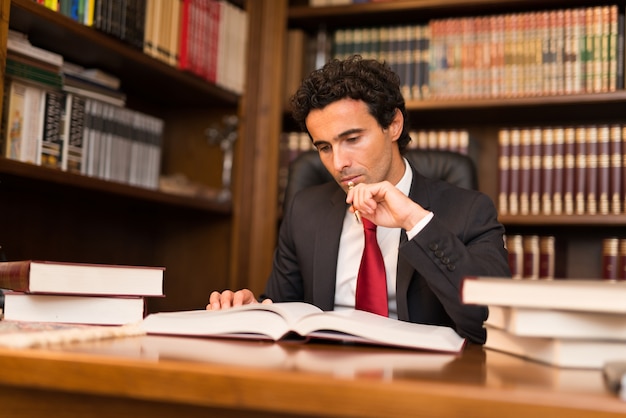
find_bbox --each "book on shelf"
[140,302,466,353]
[40,89,64,169]
[485,326,626,369]
[6,29,64,69]
[462,276,626,313]
[1,78,45,165]
[0,260,165,297]
[0,320,145,349]
[2,292,146,326]
[486,305,626,340]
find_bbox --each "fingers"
[206,289,257,310]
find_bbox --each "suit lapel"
[396,165,432,320]
[312,187,346,310]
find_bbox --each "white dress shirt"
[334,159,433,318]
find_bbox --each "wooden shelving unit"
[283,0,626,280]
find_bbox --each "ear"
[388,109,404,142]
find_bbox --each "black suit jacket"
[263,163,511,344]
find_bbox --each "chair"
[283,149,477,213]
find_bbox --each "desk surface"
[0,335,624,418]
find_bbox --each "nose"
[332,147,350,172]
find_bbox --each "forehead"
[306,99,374,134]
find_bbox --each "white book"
[140,302,466,353]
[485,326,626,369]
[487,305,626,340]
[462,276,626,313]
[3,293,146,326]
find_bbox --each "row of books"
[462,276,626,369]
[303,5,622,101]
[0,260,164,327]
[498,124,626,217]
[1,30,164,190]
[506,234,626,281]
[37,0,248,94]
[407,129,470,155]
[505,234,556,280]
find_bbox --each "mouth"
[340,175,361,187]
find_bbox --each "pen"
[347,181,362,224]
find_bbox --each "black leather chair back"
[283,149,478,213]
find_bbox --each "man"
[208,55,510,344]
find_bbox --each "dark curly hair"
[290,55,411,151]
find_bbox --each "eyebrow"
[311,128,365,148]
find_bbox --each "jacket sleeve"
[399,191,511,344]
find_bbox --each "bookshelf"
[282,0,626,280]
[0,0,249,313]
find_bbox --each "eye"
[317,144,331,153]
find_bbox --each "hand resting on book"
[207,288,272,310]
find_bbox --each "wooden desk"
[0,335,624,418]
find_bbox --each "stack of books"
[461,277,626,369]
[0,260,164,326]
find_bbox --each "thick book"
[140,302,466,353]
[3,292,146,325]
[487,305,626,340]
[462,276,626,313]
[0,260,164,296]
[485,326,626,369]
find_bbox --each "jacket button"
[435,250,444,258]
[441,256,450,264]
[429,243,439,251]
[447,264,456,271]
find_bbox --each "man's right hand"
[206,289,272,310]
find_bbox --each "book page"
[291,310,466,353]
[140,302,323,341]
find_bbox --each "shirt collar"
[395,157,412,197]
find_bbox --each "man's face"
[305,98,403,191]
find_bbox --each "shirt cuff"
[406,211,434,241]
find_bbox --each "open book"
[139,302,466,353]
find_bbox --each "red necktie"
[355,218,388,316]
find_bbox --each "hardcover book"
[462,276,626,313]
[486,305,626,340]
[2,292,146,326]
[140,302,466,353]
[485,326,626,369]
[0,260,164,297]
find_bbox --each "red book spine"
[602,237,619,280]
[609,124,622,214]
[498,129,510,215]
[586,125,599,215]
[539,236,555,280]
[508,128,521,215]
[541,127,554,215]
[530,127,542,215]
[506,234,523,280]
[552,127,565,215]
[597,125,611,215]
[619,239,626,280]
[522,235,539,280]
[575,126,587,214]
[0,261,32,291]
[519,128,532,215]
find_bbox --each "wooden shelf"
[8,0,239,108]
[288,0,597,29]
[405,91,626,111]
[0,158,232,214]
[500,214,626,226]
